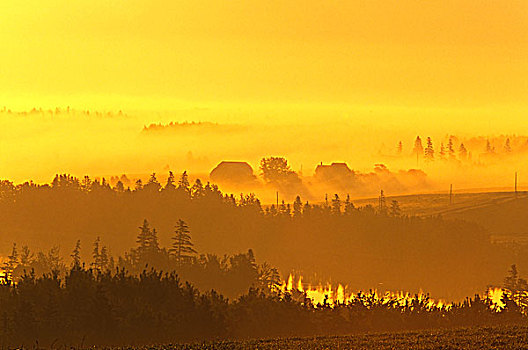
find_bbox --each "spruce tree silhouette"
[71,240,81,267]
[171,219,197,267]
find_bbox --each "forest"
[0,171,525,300]
[1,260,528,347]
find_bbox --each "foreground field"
[136,326,528,350]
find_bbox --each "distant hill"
[142,121,245,133]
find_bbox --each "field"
[352,190,524,217]
[129,326,528,349]
[352,190,528,244]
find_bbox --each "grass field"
[352,190,528,244]
[353,190,526,217]
[125,326,528,349]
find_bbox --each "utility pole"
[379,189,385,212]
[515,172,518,198]
[276,191,279,208]
[449,184,453,205]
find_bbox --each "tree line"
[0,261,527,347]
[3,216,280,300]
[0,172,526,345]
[405,135,523,163]
[0,172,524,300]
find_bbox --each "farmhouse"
[210,161,257,185]
[314,162,354,181]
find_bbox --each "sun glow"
[488,287,505,311]
[279,274,517,313]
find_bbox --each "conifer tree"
[459,143,468,160]
[47,246,62,272]
[115,180,125,192]
[331,194,341,215]
[119,174,130,186]
[165,171,176,190]
[178,171,190,192]
[101,177,110,189]
[344,194,355,215]
[136,220,153,254]
[257,262,281,292]
[92,237,102,271]
[412,136,423,163]
[486,139,494,153]
[504,138,512,153]
[292,195,303,217]
[71,240,81,267]
[145,173,161,192]
[81,175,92,192]
[100,246,109,270]
[424,137,434,161]
[19,245,34,267]
[439,143,446,159]
[171,219,197,266]
[191,179,205,198]
[150,228,160,251]
[447,137,455,159]
[279,200,288,216]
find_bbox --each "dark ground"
[111,325,528,349]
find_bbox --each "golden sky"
[1,0,527,112]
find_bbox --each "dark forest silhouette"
[0,172,525,299]
[4,221,274,301]
[0,173,526,346]
[0,261,527,347]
